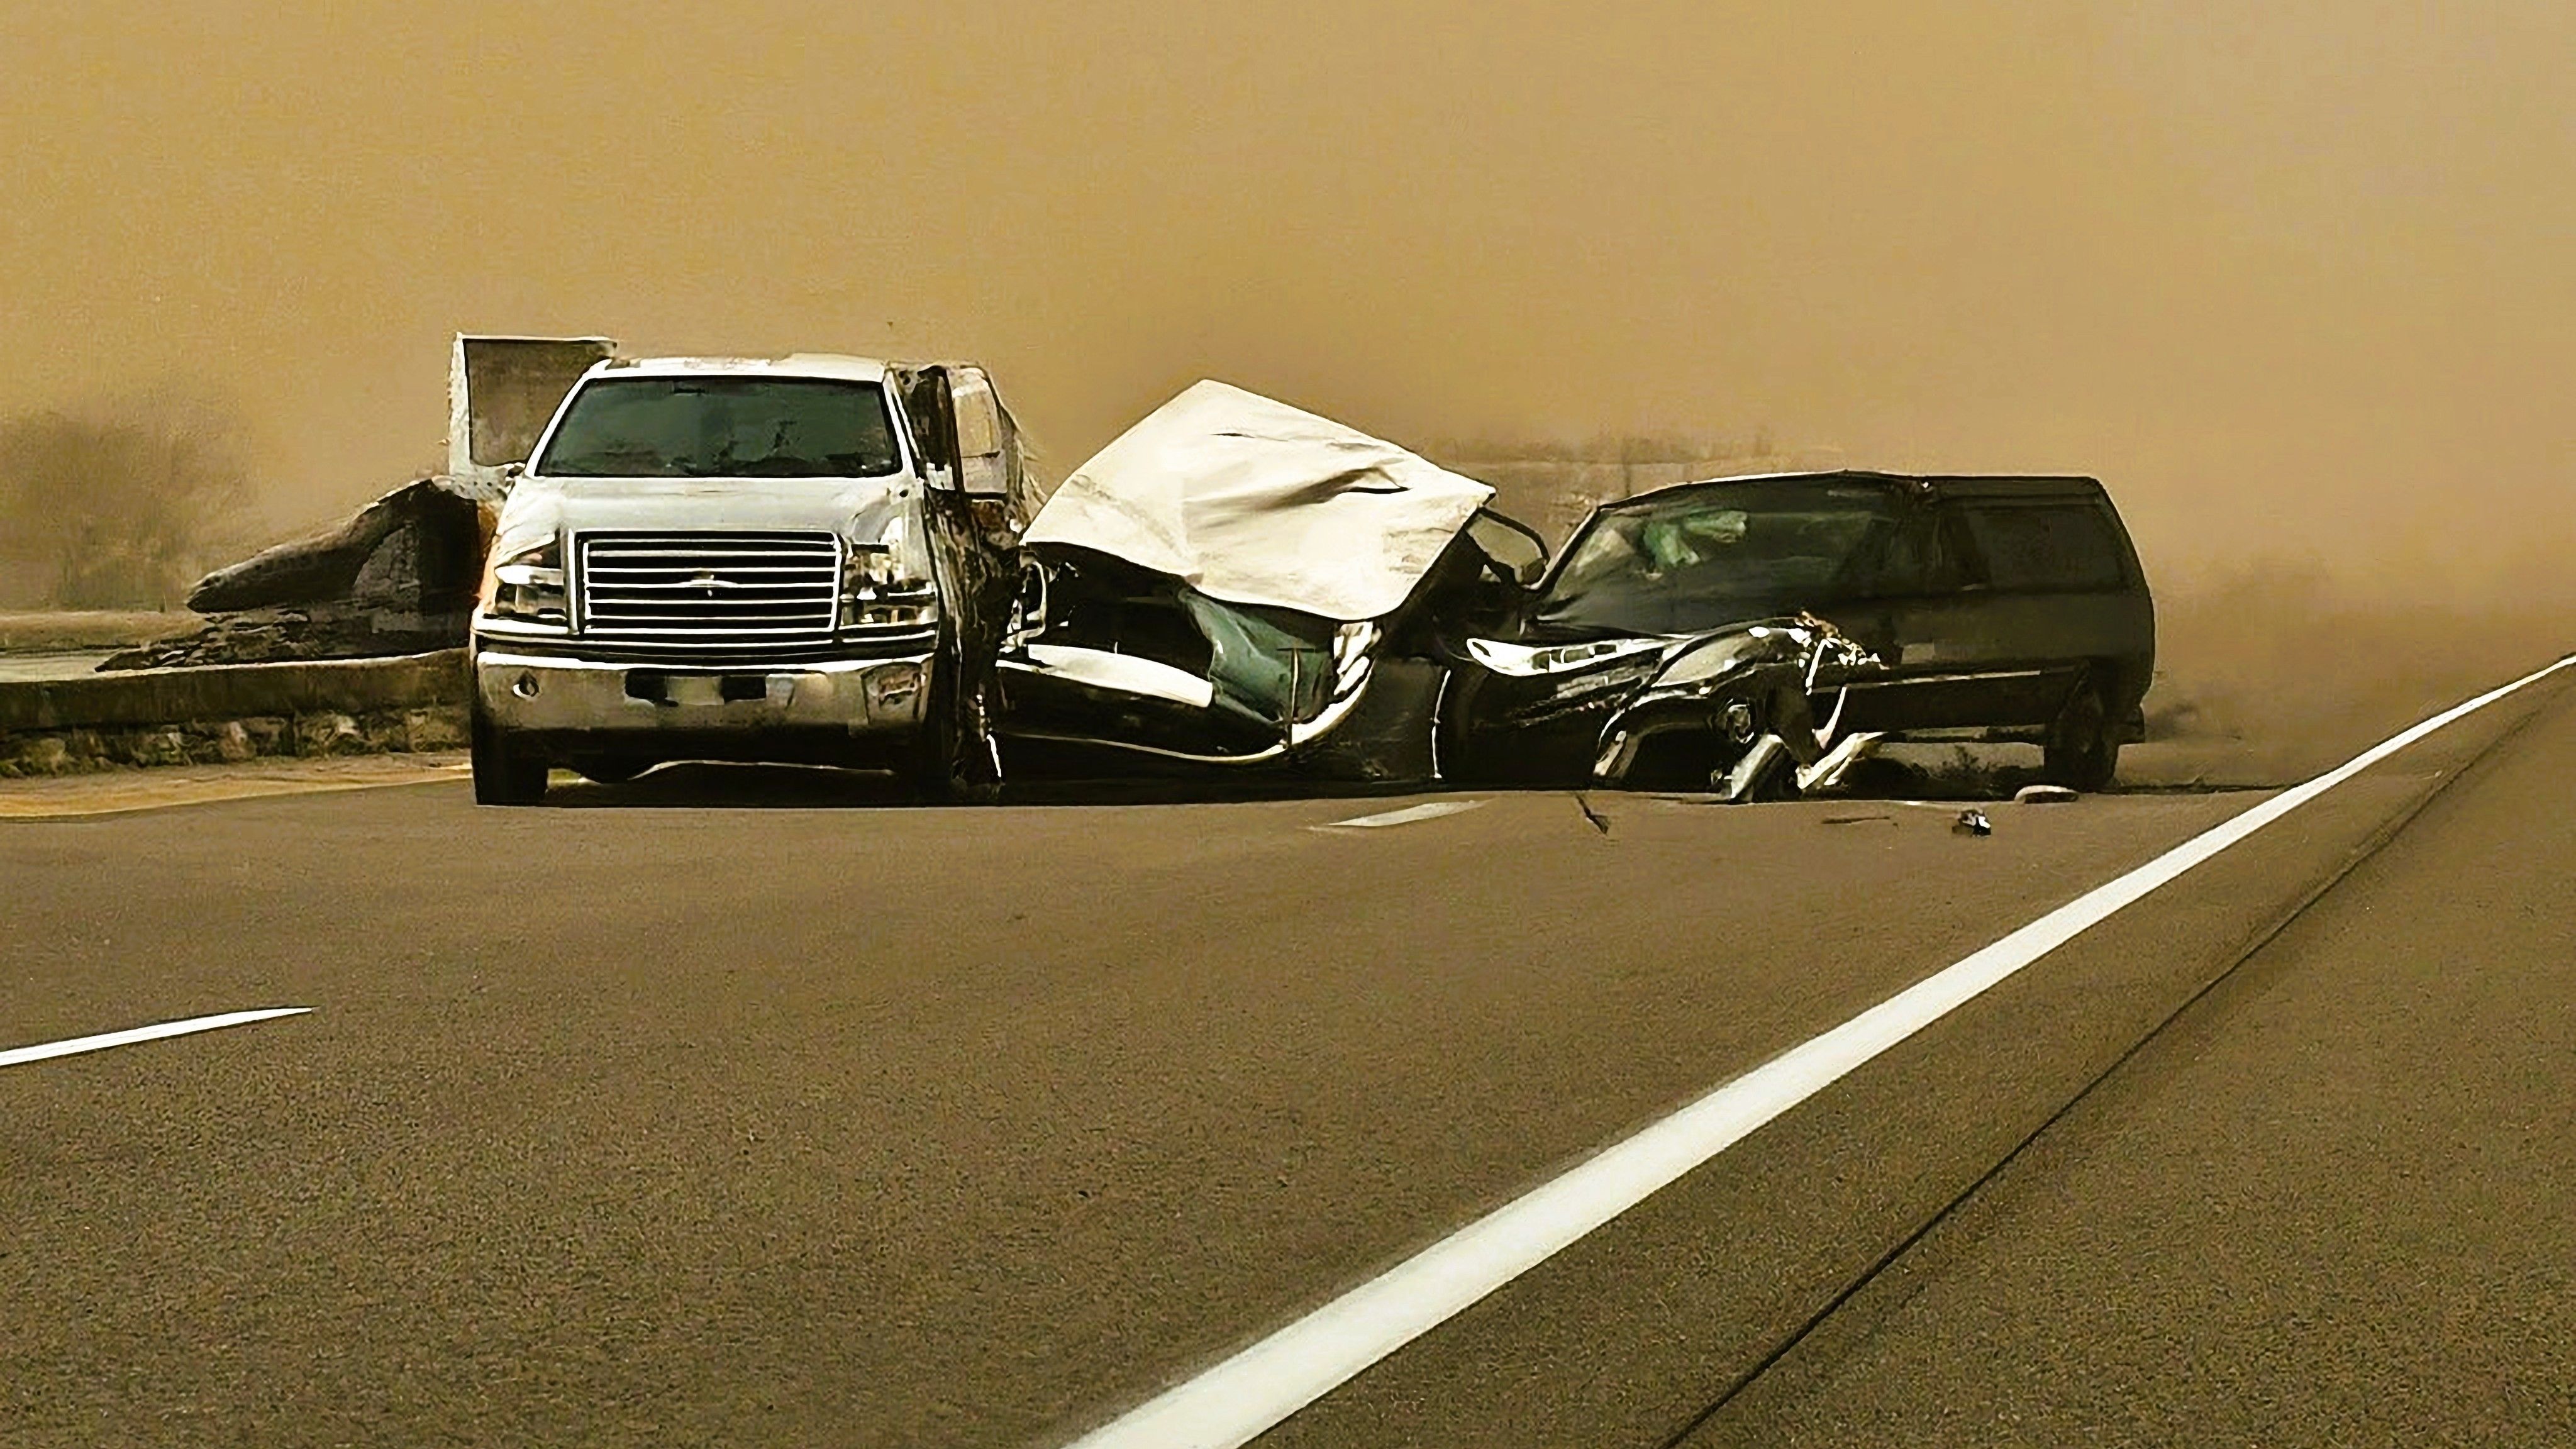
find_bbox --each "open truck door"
[445,335,619,497]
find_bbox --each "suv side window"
[1950,501,2126,592]
[1870,506,1978,596]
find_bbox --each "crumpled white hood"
[1024,380,1494,623]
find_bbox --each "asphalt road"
[1689,668,2576,1448]
[3,669,2571,1447]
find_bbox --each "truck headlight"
[840,545,940,631]
[479,537,568,626]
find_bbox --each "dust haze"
[0,393,255,609]
[2,1,2568,762]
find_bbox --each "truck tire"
[2042,684,2119,792]
[471,711,549,806]
[905,642,1002,806]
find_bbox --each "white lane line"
[1068,652,2576,1449]
[0,1008,313,1068]
[1316,799,1487,831]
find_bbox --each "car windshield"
[536,376,903,479]
[1528,479,1906,636]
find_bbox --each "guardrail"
[0,650,469,774]
[0,650,465,735]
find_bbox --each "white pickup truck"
[464,347,1034,804]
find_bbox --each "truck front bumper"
[473,648,935,738]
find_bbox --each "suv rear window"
[1953,502,2126,591]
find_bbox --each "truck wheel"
[906,646,1002,806]
[471,711,549,806]
[2042,686,2119,792]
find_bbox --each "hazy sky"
[3,1,2568,594]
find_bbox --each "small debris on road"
[1953,808,1994,836]
[1822,813,1896,826]
[2014,783,2081,805]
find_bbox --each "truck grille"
[577,531,841,642]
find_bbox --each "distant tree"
[0,397,257,609]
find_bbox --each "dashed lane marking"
[1065,652,2576,1449]
[0,1008,314,1068]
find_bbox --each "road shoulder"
[0,753,469,820]
[1689,670,2576,1446]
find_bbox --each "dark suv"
[1445,471,2155,792]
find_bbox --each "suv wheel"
[2042,686,2119,792]
[470,711,549,806]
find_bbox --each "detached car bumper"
[473,647,934,736]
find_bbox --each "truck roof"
[592,353,896,383]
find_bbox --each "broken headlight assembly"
[840,545,941,631]
[1465,635,1670,678]
[1651,630,1775,689]
[1653,618,1874,692]
[478,536,568,628]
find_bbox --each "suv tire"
[2042,684,2119,792]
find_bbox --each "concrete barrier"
[0,650,466,734]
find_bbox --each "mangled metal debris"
[996,391,2157,802]
[998,380,1527,779]
[443,336,624,501]
[109,479,491,669]
[121,337,616,670]
[1450,613,1880,799]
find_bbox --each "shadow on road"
[540,747,2281,811]
[541,762,1434,811]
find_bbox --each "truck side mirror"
[950,369,1011,499]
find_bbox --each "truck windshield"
[1528,480,1906,636]
[536,377,903,479]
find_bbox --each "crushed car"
[1441,470,2157,796]
[993,380,1546,783]
[1002,392,2155,799]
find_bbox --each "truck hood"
[495,474,919,553]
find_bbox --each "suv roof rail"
[1613,469,2107,507]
